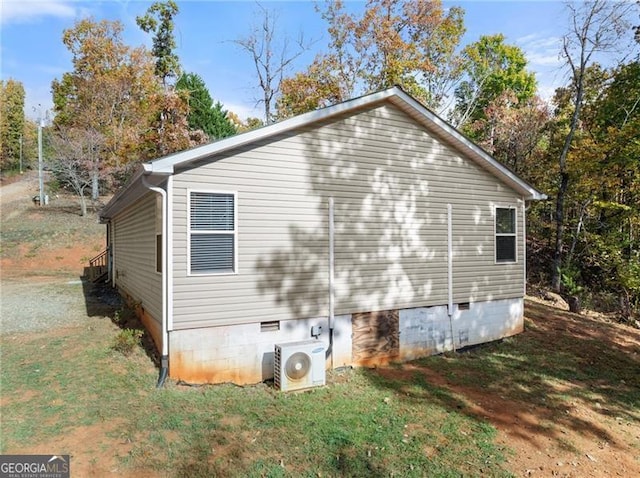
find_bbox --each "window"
[189,191,236,274]
[495,207,516,263]
[155,195,162,273]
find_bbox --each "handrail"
[89,247,109,282]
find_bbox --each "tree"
[0,79,25,171]
[52,18,159,198]
[276,55,344,119]
[353,0,465,107]
[276,0,466,118]
[550,0,634,292]
[136,0,181,89]
[140,89,208,160]
[469,91,550,176]
[227,112,264,133]
[137,2,204,156]
[234,3,312,124]
[176,73,236,140]
[587,60,640,317]
[452,34,536,128]
[49,127,102,216]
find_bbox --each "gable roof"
[101,86,546,221]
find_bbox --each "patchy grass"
[0,313,509,477]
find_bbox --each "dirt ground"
[381,313,640,477]
[2,174,639,477]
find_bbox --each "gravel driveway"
[0,279,121,335]
[1,174,119,335]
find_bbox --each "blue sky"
[0,0,634,121]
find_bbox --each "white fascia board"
[135,85,544,206]
[389,90,547,201]
[144,88,399,175]
[100,167,169,221]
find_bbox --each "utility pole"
[38,116,44,206]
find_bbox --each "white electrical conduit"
[328,196,335,369]
[447,204,456,353]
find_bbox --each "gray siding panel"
[113,192,162,326]
[171,104,525,329]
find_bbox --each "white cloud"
[1,0,77,25]
[517,33,563,68]
[222,100,262,121]
[526,51,562,67]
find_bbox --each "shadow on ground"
[81,271,160,368]
[361,300,640,453]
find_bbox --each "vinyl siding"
[113,192,163,330]
[171,104,524,329]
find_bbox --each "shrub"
[112,329,143,356]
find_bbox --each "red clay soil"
[375,307,640,478]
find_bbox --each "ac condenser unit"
[274,340,326,391]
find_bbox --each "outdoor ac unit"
[274,340,326,391]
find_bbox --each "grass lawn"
[2,299,639,477]
[0,305,509,477]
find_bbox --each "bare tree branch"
[233,2,316,124]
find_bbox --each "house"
[100,86,546,386]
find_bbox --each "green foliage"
[176,72,236,140]
[526,58,639,316]
[560,265,583,296]
[0,79,25,171]
[112,329,144,356]
[453,34,537,128]
[136,0,181,87]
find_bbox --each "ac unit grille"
[274,340,326,391]
[274,345,282,389]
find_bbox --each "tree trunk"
[552,171,570,291]
[79,193,88,217]
[566,295,581,314]
[92,170,99,201]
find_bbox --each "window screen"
[495,207,516,262]
[190,192,235,273]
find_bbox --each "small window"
[495,207,516,263]
[155,195,162,273]
[156,234,163,273]
[189,192,236,274]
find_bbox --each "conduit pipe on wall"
[141,175,169,388]
[447,204,456,353]
[327,197,335,368]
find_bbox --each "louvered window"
[495,207,516,263]
[189,192,236,274]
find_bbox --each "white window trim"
[494,205,518,264]
[187,189,238,276]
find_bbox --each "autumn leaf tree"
[137,1,207,157]
[469,91,550,176]
[574,60,640,317]
[550,0,635,293]
[277,0,466,118]
[51,18,158,205]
